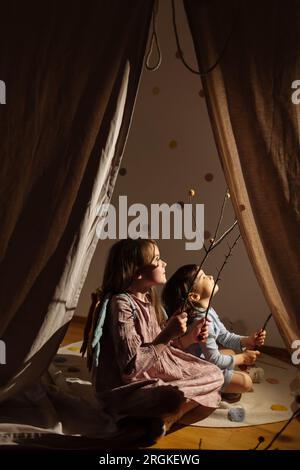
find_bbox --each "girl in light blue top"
[162,265,266,396]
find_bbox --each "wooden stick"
[261,313,272,331]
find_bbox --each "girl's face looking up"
[141,244,167,286]
[189,269,219,305]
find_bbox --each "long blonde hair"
[81,238,166,368]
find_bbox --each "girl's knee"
[242,373,253,392]
[224,371,253,393]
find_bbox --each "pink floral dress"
[94,293,223,410]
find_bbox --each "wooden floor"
[63,317,300,450]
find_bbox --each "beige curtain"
[184,0,300,347]
[0,0,153,399]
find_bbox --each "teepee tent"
[0,0,299,447]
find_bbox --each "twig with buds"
[204,188,234,252]
[204,234,241,321]
[212,189,231,243]
[211,220,238,250]
[180,188,239,313]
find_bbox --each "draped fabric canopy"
[1,0,300,447]
[184,0,300,347]
[0,0,154,400]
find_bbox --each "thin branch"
[180,223,239,313]
[251,436,265,450]
[204,234,241,321]
[180,190,238,313]
[211,220,238,251]
[212,189,230,242]
[261,313,272,331]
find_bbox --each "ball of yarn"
[228,407,245,422]
[249,367,265,383]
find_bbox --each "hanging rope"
[171,0,237,76]
[145,0,162,71]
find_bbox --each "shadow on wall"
[222,317,248,337]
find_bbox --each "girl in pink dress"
[81,238,223,435]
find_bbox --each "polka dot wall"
[75,0,284,348]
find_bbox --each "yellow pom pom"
[188,189,195,197]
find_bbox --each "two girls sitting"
[82,239,224,438]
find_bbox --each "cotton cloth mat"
[180,353,300,427]
[53,343,300,428]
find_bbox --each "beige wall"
[75,0,284,348]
